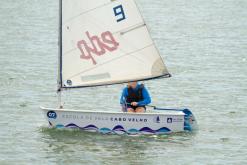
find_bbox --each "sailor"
[120,81,151,113]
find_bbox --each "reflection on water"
[40,128,196,164]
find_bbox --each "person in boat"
[120,81,151,113]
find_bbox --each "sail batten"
[60,0,171,88]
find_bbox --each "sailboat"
[41,0,197,135]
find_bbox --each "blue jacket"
[120,84,151,106]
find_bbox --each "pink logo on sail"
[77,31,119,65]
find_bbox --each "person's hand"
[131,102,138,106]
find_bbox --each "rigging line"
[67,44,154,80]
[62,22,145,56]
[63,1,113,24]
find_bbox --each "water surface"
[0,0,246,164]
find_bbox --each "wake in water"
[40,126,197,143]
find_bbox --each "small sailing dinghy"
[41,0,197,135]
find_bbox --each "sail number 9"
[113,5,126,22]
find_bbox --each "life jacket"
[126,84,144,104]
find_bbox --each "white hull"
[41,107,197,135]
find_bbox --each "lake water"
[0,0,247,164]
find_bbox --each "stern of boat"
[182,109,197,131]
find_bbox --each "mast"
[57,0,63,108]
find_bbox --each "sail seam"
[66,43,155,80]
[62,22,145,56]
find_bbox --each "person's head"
[128,81,138,88]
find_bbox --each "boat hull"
[40,107,196,135]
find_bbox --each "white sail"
[60,0,170,88]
